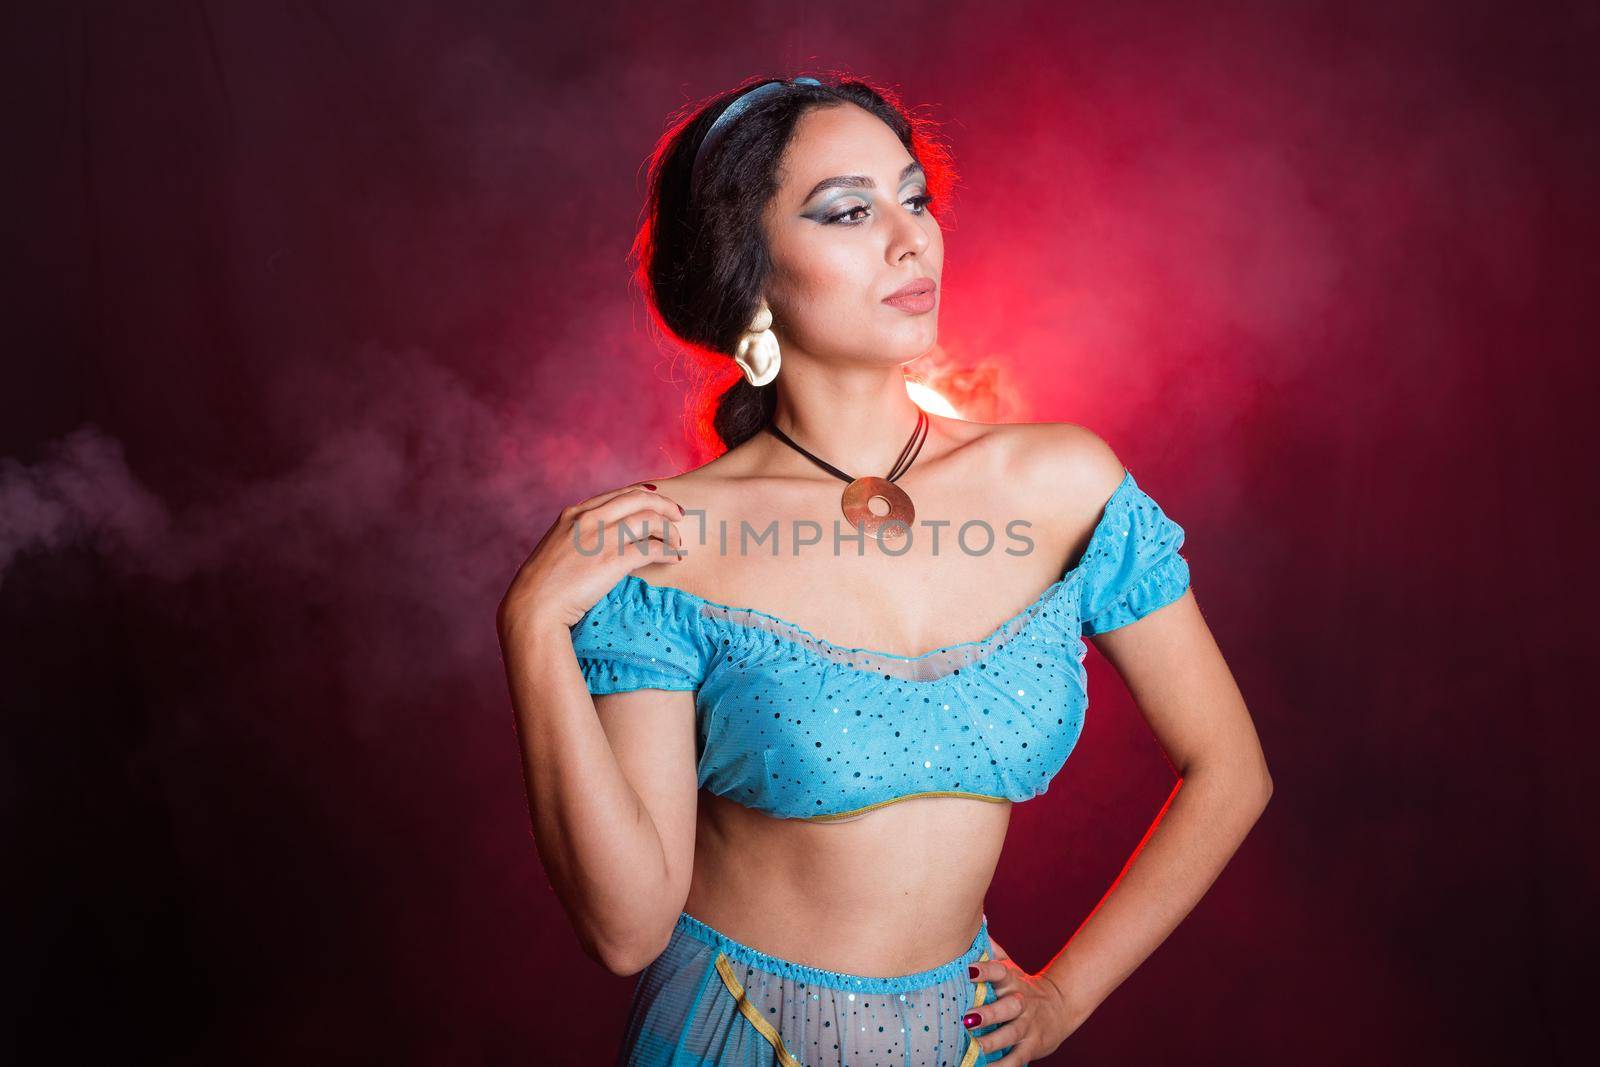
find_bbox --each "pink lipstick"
[882,277,937,314]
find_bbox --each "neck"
[766,359,929,480]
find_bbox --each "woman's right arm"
[495,485,696,976]
[499,617,699,976]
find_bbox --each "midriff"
[681,787,1011,976]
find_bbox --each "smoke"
[1,424,172,584]
[0,342,674,697]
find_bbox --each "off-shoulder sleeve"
[1077,472,1193,637]
[568,576,709,694]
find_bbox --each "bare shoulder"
[969,419,1127,517]
[629,453,731,516]
[1002,421,1127,571]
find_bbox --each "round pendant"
[841,476,915,542]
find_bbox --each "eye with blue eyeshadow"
[822,192,936,226]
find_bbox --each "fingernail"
[968,965,979,979]
[643,483,657,490]
[962,1012,980,1029]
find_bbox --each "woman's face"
[761,103,943,368]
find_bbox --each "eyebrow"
[802,161,925,203]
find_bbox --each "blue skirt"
[616,910,1024,1066]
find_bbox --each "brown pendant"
[841,476,915,542]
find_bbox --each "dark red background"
[4,2,1594,1063]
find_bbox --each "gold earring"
[732,299,781,387]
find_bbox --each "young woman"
[497,74,1272,1066]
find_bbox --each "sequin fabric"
[569,469,1191,822]
[617,910,1019,1066]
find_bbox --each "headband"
[690,76,822,196]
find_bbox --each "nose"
[887,202,930,261]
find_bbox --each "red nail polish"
[962,1012,980,1029]
[968,964,979,979]
[643,483,657,490]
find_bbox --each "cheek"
[784,240,876,313]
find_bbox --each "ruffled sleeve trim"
[1080,551,1191,635]
[1078,472,1193,637]
[569,576,707,695]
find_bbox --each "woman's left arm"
[1053,585,1272,1001]
[971,586,1273,1063]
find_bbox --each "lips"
[882,277,937,314]
[883,277,936,301]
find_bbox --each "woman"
[497,74,1272,1066]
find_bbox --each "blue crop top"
[567,468,1192,822]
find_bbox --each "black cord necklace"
[765,408,929,542]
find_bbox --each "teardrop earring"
[732,299,781,387]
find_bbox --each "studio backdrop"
[3,2,1593,1064]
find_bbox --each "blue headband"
[690,76,822,196]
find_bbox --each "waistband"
[672,910,990,994]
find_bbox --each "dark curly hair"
[629,73,956,456]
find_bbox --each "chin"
[887,320,938,350]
